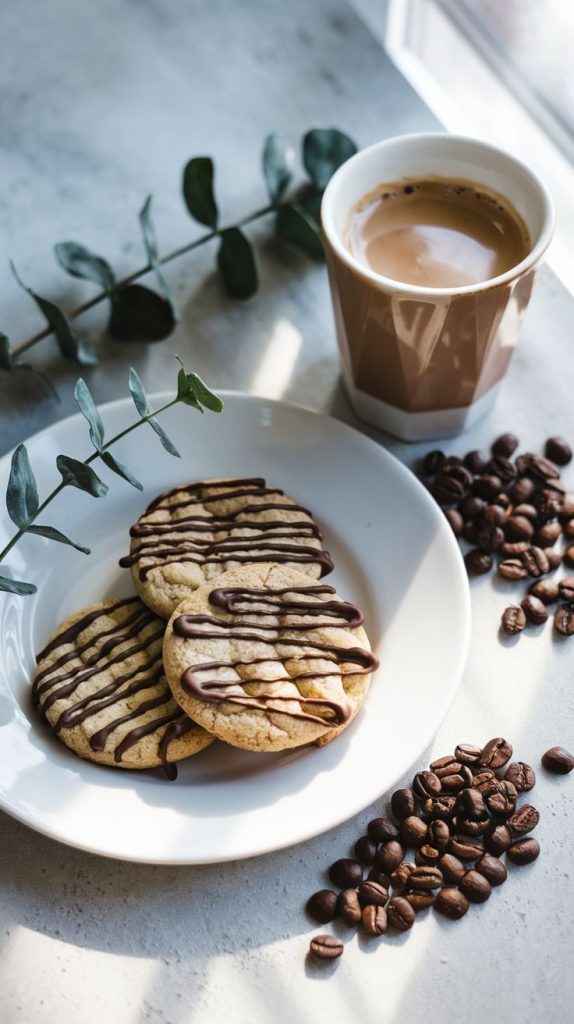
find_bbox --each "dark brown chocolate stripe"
[145,477,267,512]
[54,661,164,733]
[35,596,139,662]
[34,606,154,686]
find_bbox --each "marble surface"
[0,1,573,1022]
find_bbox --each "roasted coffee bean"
[357,881,389,908]
[494,492,512,511]
[423,796,457,820]
[507,804,540,836]
[404,891,436,911]
[507,838,540,865]
[565,545,574,567]
[562,494,574,519]
[337,888,362,925]
[461,495,486,520]
[546,549,563,570]
[435,886,469,919]
[488,455,515,482]
[521,595,548,625]
[413,770,442,798]
[449,835,484,861]
[476,853,507,887]
[409,865,443,891]
[477,523,505,552]
[536,490,563,522]
[528,579,559,604]
[454,743,482,765]
[554,605,574,635]
[516,452,559,482]
[541,746,574,774]
[438,853,465,883]
[362,904,388,936]
[484,823,512,855]
[465,549,493,575]
[558,576,574,602]
[431,474,465,506]
[367,817,399,843]
[328,858,363,889]
[444,508,464,536]
[460,869,492,903]
[545,436,572,466]
[440,767,473,793]
[386,896,415,931]
[457,788,485,819]
[391,788,415,821]
[375,841,404,873]
[513,503,538,522]
[430,754,460,773]
[565,518,574,538]
[465,449,489,474]
[427,819,450,851]
[309,934,344,960]
[444,464,473,489]
[501,605,526,635]
[498,558,528,580]
[480,737,513,769]
[306,890,338,923]
[422,449,446,476]
[463,520,480,545]
[521,546,550,577]
[492,433,519,458]
[504,762,536,792]
[485,780,517,816]
[471,768,496,790]
[473,474,502,500]
[501,541,530,556]
[458,814,490,837]
[509,476,536,504]
[443,456,464,471]
[354,835,378,865]
[535,522,562,547]
[481,503,508,527]
[505,515,534,542]
[400,816,428,847]
[415,845,440,867]
[367,867,390,887]
[390,862,413,889]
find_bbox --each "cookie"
[33,597,214,776]
[120,477,333,619]
[163,563,378,752]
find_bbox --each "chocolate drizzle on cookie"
[119,478,334,580]
[173,585,379,725]
[33,599,198,779]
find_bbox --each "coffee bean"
[465,450,489,474]
[565,519,574,538]
[431,474,465,506]
[535,522,562,547]
[400,815,428,847]
[354,835,378,865]
[443,456,464,471]
[481,503,509,528]
[409,865,443,891]
[545,437,572,466]
[473,474,502,500]
[328,858,363,889]
[367,817,399,843]
[507,838,540,865]
[558,576,574,602]
[463,520,480,544]
[484,823,512,855]
[536,490,563,522]
[521,595,548,625]
[521,546,550,577]
[362,904,387,936]
[458,814,490,837]
[476,853,507,887]
[309,934,344,960]
[509,477,536,504]
[444,508,464,536]
[375,841,404,873]
[484,780,517,816]
[460,869,492,903]
[423,796,457,820]
[546,550,563,570]
[505,515,535,542]
[498,558,528,580]
[454,743,482,765]
[386,896,415,931]
[504,762,536,792]
[501,605,526,635]
[515,452,560,482]
[477,523,505,552]
[501,541,530,556]
[565,545,574,567]
[513,503,538,522]
[480,737,513,770]
[562,494,574,519]
[528,579,559,604]
[430,754,460,772]
[507,804,540,836]
[391,788,415,821]
[554,605,574,635]
[435,887,469,919]
[307,890,338,923]
[488,455,515,482]
[461,495,486,520]
[422,449,446,476]
[390,862,413,889]
[336,888,362,925]
[457,788,485,819]
[438,853,465,883]
[444,464,474,490]
[494,492,512,511]
[357,880,389,908]
[427,819,450,851]
[415,844,440,866]
[440,768,473,792]
[367,868,390,887]
[541,746,574,774]
[449,835,484,860]
[413,770,442,798]
[465,549,493,575]
[492,433,519,458]
[405,891,436,911]
[471,768,497,790]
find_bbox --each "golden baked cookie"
[163,563,378,752]
[120,477,333,619]
[33,597,214,776]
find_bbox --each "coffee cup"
[322,134,554,441]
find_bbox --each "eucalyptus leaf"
[10,262,98,366]
[100,451,143,491]
[56,455,108,497]
[28,524,90,555]
[54,241,115,291]
[217,228,259,300]
[128,366,152,418]
[176,367,202,411]
[109,285,176,342]
[0,334,60,398]
[276,203,324,261]
[186,372,224,413]
[302,129,357,192]
[148,418,181,457]
[0,575,37,596]
[262,133,295,204]
[182,157,218,228]
[139,196,178,318]
[74,378,104,452]
[6,445,39,528]
[298,191,322,226]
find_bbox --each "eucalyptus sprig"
[0,128,356,392]
[0,360,223,596]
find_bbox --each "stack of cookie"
[33,477,378,778]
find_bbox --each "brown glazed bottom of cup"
[325,241,537,415]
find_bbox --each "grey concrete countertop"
[0,2,573,1022]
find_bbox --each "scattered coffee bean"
[477,523,505,552]
[479,737,513,770]
[562,494,574,518]
[435,887,469,919]
[357,880,388,908]
[309,934,344,960]
[328,858,363,889]
[405,891,436,911]
[449,835,484,861]
[476,853,507,887]
[541,746,574,774]
[545,437,572,466]
[465,549,493,575]
[473,474,502,500]
[415,844,440,866]
[498,558,528,580]
[409,866,443,891]
[367,817,399,843]
[488,455,515,482]
[444,508,464,536]
[422,449,446,476]
[536,491,563,521]
[443,456,463,471]
[535,521,562,547]
[375,841,404,873]
[463,520,479,544]
[515,452,559,482]
[431,474,465,506]
[485,780,517,816]
[430,754,460,773]
[509,477,535,504]
[391,788,415,821]
[558,576,574,602]
[507,838,540,865]
[390,862,413,889]
[445,464,474,489]
[413,770,442,798]
[505,515,534,542]
[507,805,540,836]
[500,541,529,556]
[501,605,526,635]
[461,495,486,520]
[457,787,485,819]
[386,896,415,931]
[354,835,378,865]
[546,549,562,570]
[504,762,536,792]
[564,544,574,567]
[565,519,574,538]
[362,904,387,936]
[494,492,512,510]
[465,450,489,474]
[337,888,362,925]
[458,814,490,837]
[423,796,457,820]
[427,820,450,851]
[554,605,574,635]
[484,823,512,856]
[400,815,428,847]
[307,890,338,923]
[471,769,496,791]
[454,743,482,765]
[460,869,492,903]
[512,503,538,522]
[521,546,550,577]
[492,432,519,458]
[481,503,508,527]
[521,595,548,625]
[438,853,465,883]
[528,579,559,604]
[367,867,390,887]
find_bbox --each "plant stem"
[12,204,276,358]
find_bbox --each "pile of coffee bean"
[307,737,542,961]
[417,435,574,637]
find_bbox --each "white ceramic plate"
[0,393,470,863]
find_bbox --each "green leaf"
[28,524,90,555]
[10,262,98,366]
[128,366,152,417]
[148,418,181,457]
[217,228,259,300]
[6,445,39,528]
[139,196,178,318]
[0,334,60,399]
[0,575,37,596]
[276,203,324,261]
[74,378,104,452]
[100,451,143,491]
[176,367,202,411]
[186,372,224,413]
[54,242,115,291]
[182,157,218,228]
[298,191,322,226]
[262,133,295,204]
[56,455,108,497]
[109,285,176,343]
[302,129,357,192]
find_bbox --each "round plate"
[0,393,470,863]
